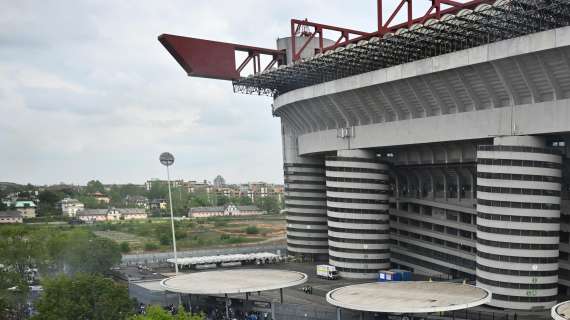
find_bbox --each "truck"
[317,264,339,280]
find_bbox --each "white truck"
[316,264,339,280]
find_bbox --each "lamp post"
[159,152,179,275]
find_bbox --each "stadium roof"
[233,0,570,97]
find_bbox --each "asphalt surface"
[116,259,369,308]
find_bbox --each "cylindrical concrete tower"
[282,121,328,261]
[476,136,562,310]
[284,160,328,261]
[325,149,391,279]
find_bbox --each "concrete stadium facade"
[279,26,570,310]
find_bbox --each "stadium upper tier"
[233,0,570,97]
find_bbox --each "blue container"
[389,269,412,281]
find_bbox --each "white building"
[0,211,23,224]
[14,201,36,219]
[60,198,85,217]
[189,204,265,218]
[77,208,147,223]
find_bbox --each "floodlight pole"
[160,152,179,275]
[165,164,179,275]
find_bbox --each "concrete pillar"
[325,149,391,279]
[476,136,561,310]
[457,175,462,201]
[395,175,400,199]
[271,302,276,320]
[443,173,448,201]
[471,173,476,200]
[430,174,436,200]
[225,294,230,319]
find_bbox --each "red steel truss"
[159,0,492,80]
[158,34,284,81]
[291,0,493,61]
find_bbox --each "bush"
[119,241,130,253]
[214,220,228,227]
[144,242,159,251]
[220,234,230,240]
[159,234,171,245]
[245,226,259,235]
[224,236,250,244]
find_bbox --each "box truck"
[316,265,339,280]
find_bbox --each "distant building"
[215,187,240,199]
[77,209,108,223]
[119,208,148,220]
[149,199,168,211]
[77,208,147,223]
[145,179,184,191]
[213,175,226,188]
[60,198,84,217]
[187,180,212,194]
[235,182,284,202]
[0,210,23,224]
[124,195,149,209]
[188,204,265,218]
[14,200,36,219]
[90,192,110,204]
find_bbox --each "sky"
[0,0,431,186]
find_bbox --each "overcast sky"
[0,0,431,186]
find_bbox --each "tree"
[147,182,168,200]
[38,190,65,216]
[66,236,122,274]
[245,226,259,234]
[85,180,105,194]
[33,274,134,320]
[148,184,189,216]
[214,195,229,206]
[78,195,106,209]
[120,242,131,254]
[188,195,209,208]
[129,305,204,320]
[255,196,281,214]
[0,269,29,319]
[238,196,252,205]
[0,201,6,211]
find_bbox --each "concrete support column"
[431,175,436,200]
[443,174,448,201]
[475,136,561,310]
[471,173,476,200]
[457,175,462,201]
[325,149,391,279]
[395,175,400,199]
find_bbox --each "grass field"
[88,214,286,253]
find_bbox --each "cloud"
[0,0,425,185]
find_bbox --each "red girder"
[158,34,284,81]
[159,0,494,80]
[291,0,494,61]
